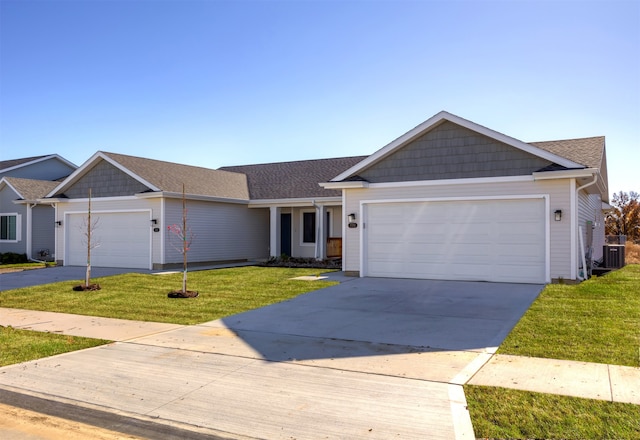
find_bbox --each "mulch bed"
[168,290,199,298]
[72,284,101,291]
[261,257,341,269]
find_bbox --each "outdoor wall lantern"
[348,213,358,228]
[554,210,562,221]
[55,220,62,227]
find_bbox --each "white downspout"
[26,203,34,260]
[312,200,321,260]
[576,174,598,280]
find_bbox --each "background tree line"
[605,191,640,243]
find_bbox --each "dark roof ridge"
[100,151,242,176]
[529,135,604,144]
[220,155,368,169]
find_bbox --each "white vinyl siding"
[343,177,574,281]
[578,191,606,262]
[163,199,269,264]
[31,204,55,259]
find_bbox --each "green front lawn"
[0,325,109,367]
[466,385,640,440]
[0,266,337,325]
[498,264,640,367]
[0,266,336,367]
[466,264,640,439]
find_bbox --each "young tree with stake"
[167,183,197,297]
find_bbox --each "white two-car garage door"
[364,198,546,284]
[66,211,151,269]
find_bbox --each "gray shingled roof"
[530,136,605,169]
[3,177,59,201]
[220,156,368,199]
[101,152,250,200]
[0,155,51,172]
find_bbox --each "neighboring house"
[0,155,77,259]
[40,111,610,284]
[322,111,609,284]
[46,152,363,270]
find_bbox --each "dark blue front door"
[280,213,291,256]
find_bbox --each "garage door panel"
[66,212,151,269]
[365,199,546,283]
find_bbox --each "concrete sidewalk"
[0,308,183,341]
[469,353,640,405]
[0,308,640,405]
[3,307,639,406]
[1,308,474,439]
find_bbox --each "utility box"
[603,245,625,268]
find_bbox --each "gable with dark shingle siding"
[359,121,554,183]
[61,160,150,198]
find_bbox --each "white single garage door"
[364,198,546,283]
[66,211,151,269]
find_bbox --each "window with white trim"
[302,211,316,244]
[0,213,21,242]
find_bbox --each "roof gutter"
[319,181,369,189]
[532,168,598,181]
[576,173,598,194]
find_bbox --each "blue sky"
[1,0,638,197]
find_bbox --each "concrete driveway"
[0,275,543,439]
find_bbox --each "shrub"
[0,253,28,264]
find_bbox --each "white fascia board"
[248,197,342,208]
[138,191,250,205]
[331,111,583,182]
[46,195,141,204]
[50,154,78,170]
[0,154,76,174]
[45,151,159,198]
[14,198,55,205]
[38,197,67,204]
[532,168,598,181]
[320,181,369,189]
[0,178,22,199]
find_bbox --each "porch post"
[269,206,280,258]
[26,204,33,260]
[315,204,326,260]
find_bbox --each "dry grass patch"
[626,242,640,264]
